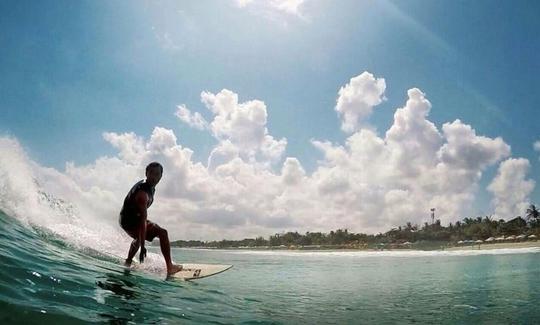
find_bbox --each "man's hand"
[139,246,147,263]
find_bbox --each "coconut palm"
[526,204,539,219]
[526,204,539,227]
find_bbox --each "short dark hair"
[145,162,163,174]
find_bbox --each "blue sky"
[1,0,539,236]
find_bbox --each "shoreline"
[171,241,540,252]
[446,241,540,251]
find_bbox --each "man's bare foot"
[124,259,132,268]
[167,264,183,275]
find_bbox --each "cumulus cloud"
[175,105,208,130]
[208,140,239,171]
[335,72,386,133]
[438,120,510,171]
[103,132,145,162]
[1,72,527,242]
[201,89,287,165]
[309,83,512,231]
[487,158,535,219]
[281,157,306,186]
[385,88,442,178]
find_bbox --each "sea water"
[1,211,539,324]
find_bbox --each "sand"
[446,240,540,251]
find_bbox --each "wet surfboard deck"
[171,263,233,280]
[110,253,232,280]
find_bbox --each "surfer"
[119,162,182,275]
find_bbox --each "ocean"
[1,210,539,324]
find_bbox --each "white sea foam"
[0,137,166,273]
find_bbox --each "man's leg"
[124,229,139,266]
[125,239,140,266]
[146,221,182,274]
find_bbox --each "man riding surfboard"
[119,162,182,275]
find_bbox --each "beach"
[447,240,540,251]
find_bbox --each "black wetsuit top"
[119,180,155,231]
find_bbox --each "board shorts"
[120,214,163,242]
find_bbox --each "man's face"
[146,167,162,187]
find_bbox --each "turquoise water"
[1,211,540,324]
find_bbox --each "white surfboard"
[171,263,233,280]
[109,253,232,280]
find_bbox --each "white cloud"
[335,72,386,133]
[175,105,208,130]
[438,119,510,171]
[103,132,145,162]
[308,85,512,231]
[281,157,306,186]
[385,88,442,178]
[147,126,181,153]
[201,89,287,165]
[0,73,527,244]
[487,158,535,219]
[208,140,239,171]
[236,0,254,8]
[235,0,307,17]
[271,0,305,15]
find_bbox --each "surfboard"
[110,253,232,280]
[170,263,233,280]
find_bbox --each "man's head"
[145,162,163,187]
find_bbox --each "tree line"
[170,204,540,249]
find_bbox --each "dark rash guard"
[119,180,155,231]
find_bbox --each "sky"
[1,0,539,240]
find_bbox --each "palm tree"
[526,204,539,227]
[405,222,413,231]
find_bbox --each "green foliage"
[526,204,540,228]
[170,205,539,248]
